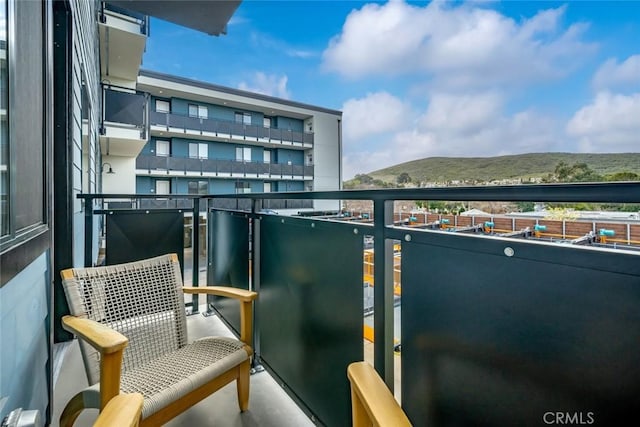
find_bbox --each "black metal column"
[373,199,395,389]
[191,197,200,312]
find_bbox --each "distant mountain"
[361,153,640,184]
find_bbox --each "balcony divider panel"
[292,165,303,176]
[259,215,364,426]
[206,210,250,335]
[304,165,314,176]
[202,158,218,173]
[292,131,303,143]
[103,89,145,126]
[105,210,184,271]
[400,230,640,426]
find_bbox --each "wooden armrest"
[61,315,128,354]
[62,315,128,410]
[347,361,411,427]
[182,286,256,346]
[94,393,144,427]
[182,286,257,302]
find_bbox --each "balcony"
[149,110,314,149]
[98,2,148,81]
[100,86,148,156]
[136,154,314,181]
[57,183,640,426]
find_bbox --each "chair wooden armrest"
[182,286,257,344]
[347,361,412,427]
[62,315,128,409]
[94,393,144,427]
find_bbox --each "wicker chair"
[59,254,257,427]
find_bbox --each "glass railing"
[149,110,313,147]
[136,154,313,177]
[76,182,640,426]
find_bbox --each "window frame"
[155,139,170,157]
[189,103,207,119]
[189,142,207,159]
[155,99,170,113]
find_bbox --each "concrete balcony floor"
[51,308,315,427]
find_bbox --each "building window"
[235,112,251,125]
[263,150,271,164]
[236,146,251,162]
[155,180,170,195]
[156,140,170,156]
[1,0,47,251]
[155,99,170,113]
[235,181,251,194]
[189,104,207,119]
[189,142,207,159]
[263,117,271,128]
[188,180,208,195]
[1,0,8,237]
[263,182,271,193]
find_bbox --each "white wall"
[102,156,137,193]
[311,112,341,211]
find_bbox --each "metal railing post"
[373,199,395,390]
[84,196,94,267]
[250,198,264,372]
[191,197,200,313]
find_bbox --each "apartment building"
[0,1,248,423]
[102,70,342,212]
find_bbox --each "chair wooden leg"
[60,392,86,427]
[237,359,250,412]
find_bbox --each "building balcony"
[98,2,148,81]
[149,110,314,149]
[100,86,148,156]
[57,183,640,426]
[135,154,314,181]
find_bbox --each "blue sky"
[143,1,640,179]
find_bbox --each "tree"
[397,172,411,184]
[547,161,603,183]
[604,171,640,181]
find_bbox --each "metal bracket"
[250,364,265,375]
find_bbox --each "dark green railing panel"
[401,230,640,426]
[259,215,364,426]
[207,210,250,335]
[105,210,184,270]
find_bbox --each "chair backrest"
[62,254,188,385]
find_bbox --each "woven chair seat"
[82,337,248,418]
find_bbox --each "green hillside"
[365,153,640,184]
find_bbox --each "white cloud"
[238,72,291,99]
[592,55,640,91]
[342,92,412,140]
[342,92,562,179]
[322,1,595,88]
[566,91,640,152]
